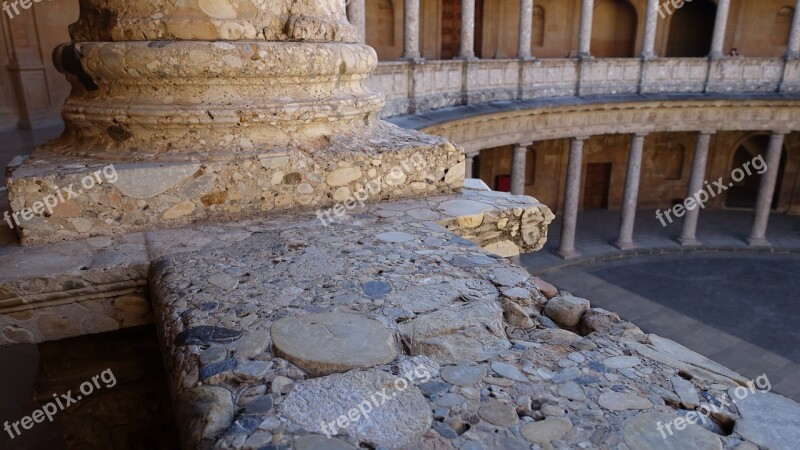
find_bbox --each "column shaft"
[709,0,732,58]
[615,134,646,249]
[747,133,787,246]
[788,0,800,58]
[518,0,534,59]
[678,133,712,245]
[461,0,476,58]
[347,0,366,44]
[557,138,586,259]
[641,0,660,58]
[404,0,421,59]
[465,153,476,179]
[578,0,595,58]
[511,143,530,195]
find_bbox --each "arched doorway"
[725,135,787,209]
[665,0,716,57]
[592,0,637,58]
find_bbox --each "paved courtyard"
[523,209,800,401]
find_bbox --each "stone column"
[747,132,787,246]
[404,0,422,59]
[347,0,367,44]
[678,132,713,246]
[511,142,531,195]
[556,137,587,259]
[709,0,732,58]
[518,0,534,59]
[641,0,660,59]
[788,0,800,59]
[6,0,463,245]
[461,0,476,59]
[578,0,595,59]
[465,152,477,178]
[614,134,646,250]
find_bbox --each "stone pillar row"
[710,0,732,59]
[614,133,646,250]
[6,0,464,244]
[641,0,660,59]
[404,0,421,59]
[789,0,800,59]
[511,142,531,195]
[556,137,587,259]
[400,0,791,62]
[347,0,367,44]
[578,0,594,59]
[748,132,787,246]
[678,132,713,246]
[460,0,476,59]
[518,0,534,60]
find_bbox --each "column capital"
[514,141,534,148]
[698,130,716,137]
[771,130,792,136]
[632,132,649,139]
[573,136,591,142]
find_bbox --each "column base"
[612,240,637,251]
[676,236,701,246]
[554,248,581,260]
[746,236,771,247]
[5,127,463,245]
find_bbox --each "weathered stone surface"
[294,435,358,450]
[598,392,653,411]
[271,313,399,377]
[623,412,722,450]
[440,365,487,386]
[557,381,586,401]
[281,369,432,449]
[175,326,243,346]
[490,361,529,382]
[580,308,622,335]
[544,295,590,327]
[532,277,559,298]
[478,402,519,427]
[176,386,235,443]
[603,356,642,369]
[521,417,573,445]
[502,302,534,329]
[401,300,511,364]
[671,376,700,408]
[731,390,800,450]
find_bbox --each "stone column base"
[746,237,771,247]
[6,127,464,245]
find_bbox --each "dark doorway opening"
[665,0,717,57]
[584,163,613,209]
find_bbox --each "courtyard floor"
[523,209,800,401]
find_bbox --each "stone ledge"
[0,187,553,346]
[146,191,797,450]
